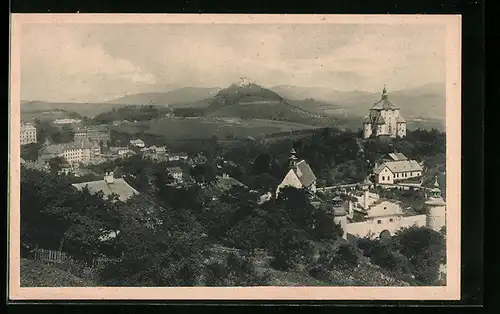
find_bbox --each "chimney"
[104,171,114,184]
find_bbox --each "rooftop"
[388,152,408,161]
[292,160,317,188]
[374,160,423,174]
[371,87,399,110]
[72,177,139,202]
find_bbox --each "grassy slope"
[20,258,95,287]
[112,117,320,141]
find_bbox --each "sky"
[20,23,446,102]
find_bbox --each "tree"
[189,163,217,186]
[393,226,446,284]
[20,143,42,162]
[269,229,315,271]
[98,213,206,286]
[316,243,360,271]
[48,156,66,174]
[20,168,121,263]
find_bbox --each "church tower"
[425,177,446,232]
[288,148,298,169]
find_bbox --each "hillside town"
[19,84,447,287]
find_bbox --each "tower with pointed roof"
[363,86,407,139]
[425,176,446,232]
[276,147,317,197]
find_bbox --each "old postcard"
[9,14,461,300]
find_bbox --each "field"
[113,117,322,141]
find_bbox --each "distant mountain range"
[21,82,445,130]
[271,82,446,121]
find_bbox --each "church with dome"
[363,86,407,139]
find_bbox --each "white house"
[167,166,184,183]
[362,86,407,139]
[374,157,423,185]
[276,148,317,196]
[130,139,145,148]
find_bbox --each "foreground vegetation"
[20,127,446,287]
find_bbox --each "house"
[167,166,184,182]
[129,139,145,148]
[362,86,407,138]
[167,152,189,162]
[20,123,37,145]
[72,172,139,202]
[142,146,168,162]
[53,118,82,125]
[373,158,423,185]
[276,148,317,196]
[109,146,131,157]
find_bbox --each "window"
[383,207,387,210]
[389,218,394,222]
[377,220,382,224]
[382,176,385,181]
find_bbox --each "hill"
[113,117,321,142]
[20,258,95,287]
[203,80,345,127]
[21,101,126,118]
[271,83,446,122]
[106,87,221,106]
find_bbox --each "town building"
[166,166,184,183]
[38,140,100,166]
[142,146,168,162]
[167,152,189,162]
[53,118,82,125]
[276,148,317,196]
[109,146,132,157]
[332,177,445,240]
[373,154,424,185]
[363,86,407,139]
[73,125,110,145]
[72,172,139,202]
[20,123,37,145]
[129,139,145,148]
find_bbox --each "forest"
[20,127,447,287]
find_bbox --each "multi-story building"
[20,123,37,145]
[363,86,407,139]
[73,125,110,145]
[38,141,100,166]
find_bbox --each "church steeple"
[430,176,443,199]
[381,85,388,100]
[288,148,298,168]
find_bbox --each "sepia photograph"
[9,14,461,300]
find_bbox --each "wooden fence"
[33,248,72,263]
[32,248,120,267]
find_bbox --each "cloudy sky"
[20,23,446,102]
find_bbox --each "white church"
[363,86,407,139]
